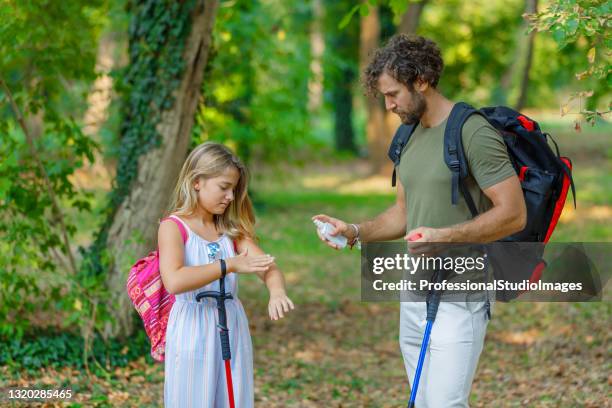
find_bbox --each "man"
[313,34,526,407]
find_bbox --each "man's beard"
[395,91,426,125]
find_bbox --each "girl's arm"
[158,221,273,295]
[236,237,286,294]
[236,237,295,320]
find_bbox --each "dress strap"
[161,215,188,243]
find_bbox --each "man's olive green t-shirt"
[398,113,516,231]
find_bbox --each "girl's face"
[194,166,240,215]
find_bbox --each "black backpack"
[388,102,575,242]
[388,102,576,300]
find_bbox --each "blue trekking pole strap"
[408,270,445,408]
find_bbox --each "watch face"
[207,242,221,261]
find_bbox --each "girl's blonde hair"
[167,142,255,240]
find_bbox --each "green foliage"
[0,121,98,335]
[0,328,153,373]
[529,0,610,65]
[418,0,527,105]
[336,0,609,111]
[0,1,103,339]
[528,0,611,124]
[194,0,313,163]
[0,0,106,115]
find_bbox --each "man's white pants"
[399,299,490,408]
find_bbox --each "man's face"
[378,72,426,125]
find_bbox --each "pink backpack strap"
[161,215,188,244]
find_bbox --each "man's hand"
[311,214,356,250]
[404,226,451,256]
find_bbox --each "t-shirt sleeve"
[463,120,516,190]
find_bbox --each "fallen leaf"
[587,47,596,64]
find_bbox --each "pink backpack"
[126,216,187,362]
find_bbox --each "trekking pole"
[196,259,235,408]
[407,268,446,408]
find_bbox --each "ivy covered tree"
[84,0,219,337]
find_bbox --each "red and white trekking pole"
[196,258,235,408]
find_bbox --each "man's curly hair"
[362,34,444,97]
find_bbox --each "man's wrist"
[439,227,456,243]
[347,223,361,247]
[344,223,356,239]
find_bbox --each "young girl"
[158,142,294,407]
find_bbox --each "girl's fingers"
[281,300,289,312]
[270,305,278,320]
[252,256,275,264]
[249,260,268,267]
[287,298,295,309]
[276,303,284,319]
[252,262,273,270]
[259,261,275,268]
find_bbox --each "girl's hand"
[227,249,275,274]
[268,293,295,321]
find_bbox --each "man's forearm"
[442,205,525,243]
[358,203,407,242]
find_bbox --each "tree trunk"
[515,0,538,111]
[333,75,357,152]
[308,0,325,113]
[325,0,359,153]
[104,0,218,338]
[83,32,118,138]
[79,31,124,187]
[360,5,390,173]
[360,1,430,174]
[398,0,429,35]
[369,0,430,173]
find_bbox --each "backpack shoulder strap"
[163,215,188,244]
[444,102,480,217]
[388,123,418,187]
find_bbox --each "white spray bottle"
[313,219,347,249]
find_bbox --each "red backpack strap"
[161,215,188,244]
[232,239,238,254]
